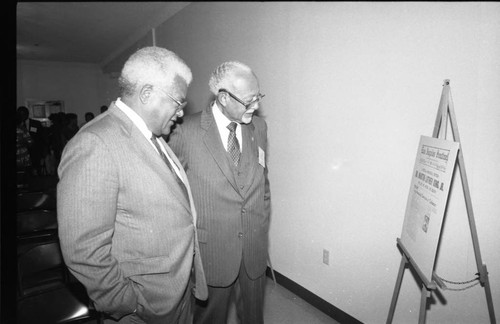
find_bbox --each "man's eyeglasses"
[155,87,188,110]
[218,89,265,110]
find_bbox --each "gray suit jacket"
[168,104,271,287]
[57,103,207,323]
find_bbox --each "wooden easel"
[386,80,496,324]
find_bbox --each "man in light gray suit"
[57,46,207,324]
[168,61,271,324]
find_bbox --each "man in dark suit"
[57,46,207,324]
[168,61,271,324]
[17,106,47,175]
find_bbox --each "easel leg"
[446,80,496,323]
[418,286,430,324]
[481,265,497,324]
[387,256,407,324]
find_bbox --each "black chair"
[17,189,57,212]
[17,240,103,323]
[25,174,59,193]
[17,170,29,191]
[17,209,58,238]
[17,239,67,299]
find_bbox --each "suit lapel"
[110,105,191,212]
[163,140,198,225]
[158,137,192,212]
[200,106,240,195]
[240,122,259,195]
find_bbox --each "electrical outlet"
[323,249,330,265]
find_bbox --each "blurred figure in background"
[81,112,95,127]
[16,107,33,172]
[47,112,66,173]
[62,113,79,143]
[16,106,48,176]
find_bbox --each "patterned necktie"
[227,122,241,167]
[150,136,189,200]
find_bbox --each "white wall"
[16,60,117,123]
[140,3,500,323]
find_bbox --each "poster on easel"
[400,135,459,283]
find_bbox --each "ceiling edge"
[99,2,191,69]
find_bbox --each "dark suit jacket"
[27,118,47,165]
[168,104,271,287]
[57,103,207,323]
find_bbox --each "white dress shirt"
[212,101,243,152]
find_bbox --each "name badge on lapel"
[30,127,37,133]
[258,147,265,168]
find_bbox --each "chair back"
[17,189,56,212]
[17,241,66,297]
[16,240,103,323]
[19,242,63,276]
[17,209,57,236]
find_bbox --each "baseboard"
[266,267,364,324]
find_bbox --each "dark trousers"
[194,261,266,324]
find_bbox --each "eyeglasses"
[155,87,188,110]
[218,89,265,110]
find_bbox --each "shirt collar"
[212,100,233,128]
[115,98,153,140]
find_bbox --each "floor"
[227,277,340,324]
[79,277,339,324]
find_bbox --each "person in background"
[100,105,108,114]
[16,106,47,176]
[47,112,66,170]
[16,107,33,172]
[81,111,95,127]
[57,46,207,324]
[62,113,79,143]
[168,61,271,324]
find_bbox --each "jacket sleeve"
[57,131,137,320]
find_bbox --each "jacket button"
[238,232,243,238]
[241,208,246,214]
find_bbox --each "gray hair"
[208,61,252,95]
[118,47,192,97]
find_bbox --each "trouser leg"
[235,261,266,324]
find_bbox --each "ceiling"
[17,2,191,66]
